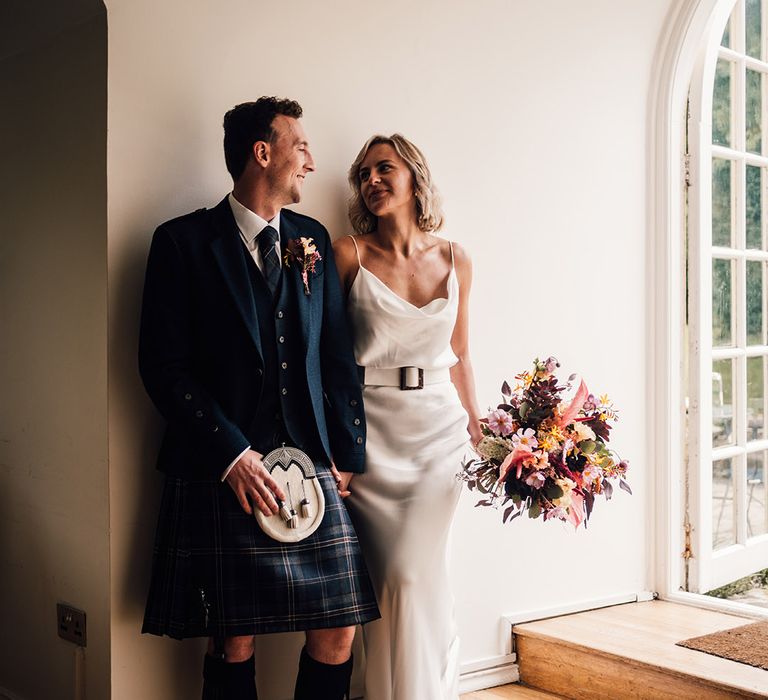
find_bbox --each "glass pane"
[746,69,763,154]
[747,0,762,60]
[712,158,733,247]
[713,358,735,446]
[748,357,766,440]
[713,258,734,346]
[747,166,763,249]
[713,457,735,549]
[747,261,764,345]
[713,59,732,148]
[747,451,768,538]
[722,16,731,48]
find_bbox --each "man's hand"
[330,463,354,499]
[226,449,286,516]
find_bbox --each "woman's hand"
[330,462,355,498]
[469,423,484,454]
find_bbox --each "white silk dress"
[344,236,469,700]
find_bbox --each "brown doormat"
[676,620,768,670]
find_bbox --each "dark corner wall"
[0,2,109,699]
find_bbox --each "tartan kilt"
[142,461,380,639]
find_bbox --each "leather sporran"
[254,446,326,543]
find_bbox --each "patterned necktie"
[257,225,281,296]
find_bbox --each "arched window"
[686,0,768,594]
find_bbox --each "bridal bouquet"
[459,357,631,529]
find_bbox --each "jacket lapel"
[209,198,263,361]
[280,213,312,350]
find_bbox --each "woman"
[333,134,482,700]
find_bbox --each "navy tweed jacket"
[138,197,366,479]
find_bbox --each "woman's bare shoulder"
[446,239,471,267]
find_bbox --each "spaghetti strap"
[348,235,362,269]
[449,241,455,270]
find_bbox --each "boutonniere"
[284,237,322,295]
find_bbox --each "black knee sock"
[202,654,224,700]
[202,653,257,700]
[294,646,353,700]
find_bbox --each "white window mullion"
[711,345,768,359]
[712,245,768,260]
[735,2,749,547]
[763,0,768,551]
[713,443,747,461]
[688,107,715,591]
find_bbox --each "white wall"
[0,10,109,700]
[105,0,675,697]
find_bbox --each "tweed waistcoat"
[241,244,323,458]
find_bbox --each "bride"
[333,134,482,700]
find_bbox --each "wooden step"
[462,683,567,699]
[512,600,768,699]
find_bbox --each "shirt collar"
[228,192,281,247]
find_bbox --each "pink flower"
[487,409,514,436]
[497,445,535,482]
[557,379,589,428]
[544,505,568,521]
[582,464,602,486]
[566,492,585,530]
[512,427,538,450]
[525,471,546,489]
[534,451,550,470]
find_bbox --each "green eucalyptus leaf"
[544,483,564,500]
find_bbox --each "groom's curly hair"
[223,97,303,180]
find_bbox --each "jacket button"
[212,425,219,433]
[257,368,263,376]
[278,336,285,343]
[195,410,203,418]
[281,362,288,369]
[350,399,358,407]
[356,436,363,445]
[277,310,284,319]
[184,393,192,400]
[281,388,288,396]
[354,418,361,425]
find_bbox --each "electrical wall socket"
[57,603,86,646]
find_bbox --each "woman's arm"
[449,242,483,447]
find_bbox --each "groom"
[139,97,379,699]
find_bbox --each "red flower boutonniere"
[284,237,322,295]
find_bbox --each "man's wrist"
[221,446,251,482]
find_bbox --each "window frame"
[653,0,768,614]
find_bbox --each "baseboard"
[458,653,519,693]
[503,590,654,628]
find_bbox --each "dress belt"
[360,366,451,391]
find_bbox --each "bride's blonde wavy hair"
[347,134,444,234]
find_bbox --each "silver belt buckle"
[399,366,424,390]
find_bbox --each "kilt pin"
[139,197,380,640]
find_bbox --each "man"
[139,97,379,700]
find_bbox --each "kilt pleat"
[142,463,380,639]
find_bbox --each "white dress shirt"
[228,192,281,272]
[221,193,282,481]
